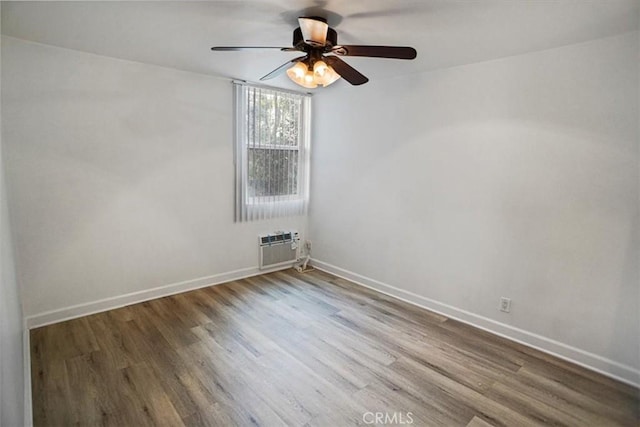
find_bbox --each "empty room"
[0,1,638,426]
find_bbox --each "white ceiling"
[2,1,638,91]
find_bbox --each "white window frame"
[233,82,311,222]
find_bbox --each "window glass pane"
[247,148,299,197]
[247,90,300,148]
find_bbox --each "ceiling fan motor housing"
[293,27,338,51]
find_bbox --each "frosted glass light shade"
[319,65,340,87]
[287,62,317,88]
[287,60,340,88]
[313,60,328,79]
[287,62,307,80]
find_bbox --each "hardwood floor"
[31,269,639,426]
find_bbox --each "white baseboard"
[24,264,292,329]
[23,323,33,426]
[311,259,640,388]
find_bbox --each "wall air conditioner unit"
[259,231,300,270]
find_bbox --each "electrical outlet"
[305,240,312,251]
[499,297,511,313]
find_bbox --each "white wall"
[1,135,24,427]
[0,35,25,426]
[311,32,639,384]
[1,37,307,320]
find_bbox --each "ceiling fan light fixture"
[287,59,341,88]
[287,61,318,88]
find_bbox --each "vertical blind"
[233,82,311,222]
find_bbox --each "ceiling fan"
[211,16,417,88]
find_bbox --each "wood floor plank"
[390,356,539,427]
[278,335,375,392]
[501,365,637,425]
[483,380,585,425]
[31,269,639,426]
[64,351,130,426]
[146,343,216,419]
[467,415,496,427]
[252,346,369,423]
[177,339,292,426]
[86,312,140,370]
[118,362,185,426]
[30,356,73,426]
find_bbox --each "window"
[233,83,311,222]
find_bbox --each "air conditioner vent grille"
[258,231,299,269]
[260,232,293,246]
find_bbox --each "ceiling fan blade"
[324,56,368,86]
[332,45,417,60]
[260,56,307,81]
[298,17,328,47]
[211,46,295,51]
